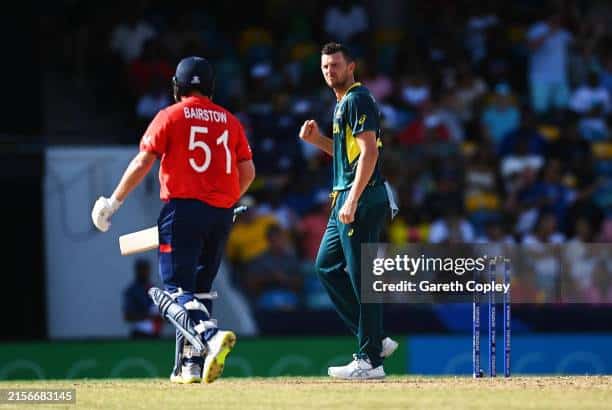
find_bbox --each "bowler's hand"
[338,199,357,224]
[91,196,122,232]
[299,120,321,144]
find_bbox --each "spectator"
[569,71,611,115]
[397,102,451,145]
[498,110,548,158]
[465,145,502,199]
[238,25,275,65]
[568,43,601,90]
[434,93,465,143]
[504,156,541,235]
[570,71,612,141]
[399,69,431,110]
[295,190,329,260]
[522,212,565,301]
[565,214,612,302]
[250,93,303,177]
[500,137,545,198]
[452,61,488,127]
[127,39,173,98]
[122,259,163,338]
[568,14,606,88]
[283,174,325,216]
[160,12,202,63]
[361,60,393,102]
[481,83,521,147]
[429,205,475,244]
[583,263,612,303]
[526,12,572,115]
[599,219,612,242]
[549,122,592,174]
[464,144,503,234]
[565,216,599,301]
[135,75,172,126]
[244,225,303,310]
[523,211,565,244]
[226,196,280,270]
[109,7,157,63]
[476,217,514,244]
[577,103,610,142]
[323,0,368,45]
[389,206,430,245]
[258,187,299,231]
[514,159,575,233]
[600,53,612,103]
[463,7,499,65]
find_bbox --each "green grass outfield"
[1,377,611,409]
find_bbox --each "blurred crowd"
[43,0,612,310]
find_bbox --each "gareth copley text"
[372,280,510,295]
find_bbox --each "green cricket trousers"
[315,183,389,367]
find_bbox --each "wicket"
[472,265,481,378]
[504,259,511,378]
[473,257,511,378]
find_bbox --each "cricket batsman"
[299,43,399,380]
[91,56,255,384]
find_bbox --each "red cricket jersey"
[139,95,252,208]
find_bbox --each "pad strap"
[183,344,201,359]
[184,299,210,317]
[149,287,207,355]
[167,288,218,300]
[195,291,218,299]
[194,319,218,335]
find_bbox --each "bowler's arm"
[299,120,333,156]
[308,134,333,156]
[337,131,378,224]
[314,135,334,157]
[346,131,379,204]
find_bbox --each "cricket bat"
[119,226,159,255]
[118,205,248,256]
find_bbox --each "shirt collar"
[337,82,362,102]
[183,95,210,103]
[346,82,362,94]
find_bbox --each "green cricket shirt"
[332,82,384,191]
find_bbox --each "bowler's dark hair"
[321,42,354,62]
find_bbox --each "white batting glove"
[91,196,122,232]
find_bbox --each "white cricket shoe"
[202,330,236,384]
[381,337,399,358]
[170,372,182,384]
[328,354,386,380]
[170,362,202,384]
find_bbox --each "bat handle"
[233,205,248,215]
[232,205,248,222]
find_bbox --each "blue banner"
[408,334,612,375]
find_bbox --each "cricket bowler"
[299,42,399,380]
[91,56,256,384]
